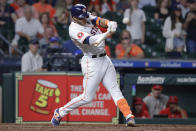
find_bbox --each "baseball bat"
[93,30,111,46]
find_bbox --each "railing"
[0,34,23,56]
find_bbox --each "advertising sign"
[15,72,119,124]
[124,74,196,85]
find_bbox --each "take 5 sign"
[15,72,119,124]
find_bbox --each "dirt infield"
[0,124,196,131]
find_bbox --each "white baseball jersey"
[58,16,124,118]
[69,19,106,56]
[143,93,169,118]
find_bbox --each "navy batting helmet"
[71,4,89,19]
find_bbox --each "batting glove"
[87,12,97,20]
[108,21,117,33]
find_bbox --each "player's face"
[135,104,142,113]
[73,17,87,25]
[169,103,178,113]
[152,89,162,98]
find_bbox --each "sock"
[117,98,134,119]
[126,114,134,120]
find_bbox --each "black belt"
[92,52,106,58]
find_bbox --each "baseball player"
[51,4,135,127]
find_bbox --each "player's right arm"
[69,26,111,46]
[88,13,117,33]
[93,17,109,28]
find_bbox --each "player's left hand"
[87,12,97,20]
[108,21,117,33]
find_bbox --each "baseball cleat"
[126,117,136,127]
[51,108,62,126]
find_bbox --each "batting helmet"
[71,4,89,19]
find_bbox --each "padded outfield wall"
[2,59,196,124]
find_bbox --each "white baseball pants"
[59,55,124,117]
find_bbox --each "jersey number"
[90,27,98,35]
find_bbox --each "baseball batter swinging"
[51,4,135,127]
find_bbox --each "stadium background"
[0,0,196,130]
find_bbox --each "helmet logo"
[77,32,84,39]
[82,8,86,13]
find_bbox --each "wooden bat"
[93,30,111,46]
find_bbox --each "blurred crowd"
[0,0,195,72]
[132,85,188,119]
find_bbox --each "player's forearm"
[180,110,188,119]
[84,32,109,45]
[96,17,109,28]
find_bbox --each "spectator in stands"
[21,38,43,72]
[171,0,181,10]
[63,40,83,56]
[88,0,98,13]
[159,96,188,119]
[154,0,171,23]
[123,0,146,45]
[132,96,150,118]
[178,0,190,19]
[10,0,26,11]
[53,0,72,40]
[7,0,14,4]
[54,0,72,25]
[94,0,116,16]
[0,0,17,53]
[139,0,156,9]
[48,36,61,48]
[115,30,144,59]
[11,0,39,18]
[39,12,58,36]
[39,26,56,47]
[163,8,185,53]
[47,0,57,7]
[143,85,169,118]
[12,5,44,52]
[55,8,71,25]
[116,0,130,13]
[25,0,57,6]
[184,0,196,54]
[55,0,72,15]
[0,0,17,24]
[33,0,56,19]
[41,36,62,56]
